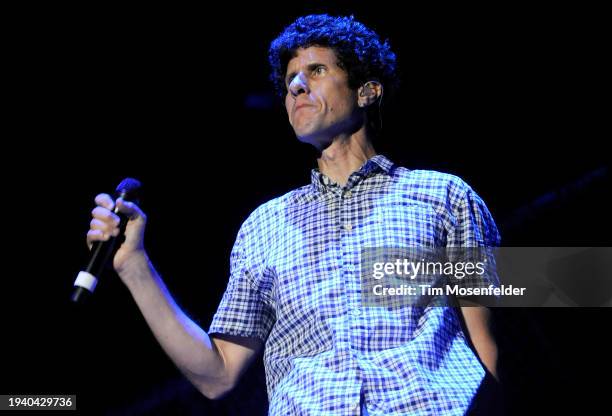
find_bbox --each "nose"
[288,72,309,98]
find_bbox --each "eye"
[285,77,293,89]
[313,65,327,76]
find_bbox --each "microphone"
[71,178,142,303]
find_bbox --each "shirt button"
[347,264,355,272]
[344,191,352,198]
[343,223,353,231]
[351,308,361,316]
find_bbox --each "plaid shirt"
[209,155,500,415]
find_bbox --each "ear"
[357,81,383,107]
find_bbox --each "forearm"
[118,253,230,397]
[469,326,498,380]
[460,304,499,380]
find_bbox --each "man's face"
[284,46,361,149]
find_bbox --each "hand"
[86,193,148,276]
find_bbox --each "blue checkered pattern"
[209,155,500,415]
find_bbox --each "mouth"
[293,104,315,117]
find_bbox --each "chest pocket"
[380,201,443,247]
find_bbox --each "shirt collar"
[310,154,396,193]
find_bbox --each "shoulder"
[392,167,474,201]
[238,184,312,234]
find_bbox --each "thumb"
[116,198,146,222]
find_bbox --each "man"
[87,15,501,415]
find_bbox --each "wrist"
[117,250,152,285]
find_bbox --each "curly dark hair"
[268,14,398,100]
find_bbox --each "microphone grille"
[116,177,142,194]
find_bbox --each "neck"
[316,129,377,186]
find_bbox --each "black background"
[2,1,610,415]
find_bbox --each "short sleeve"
[446,180,501,299]
[447,180,501,248]
[208,214,276,342]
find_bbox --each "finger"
[90,218,120,236]
[92,206,120,226]
[95,193,115,210]
[116,198,145,221]
[87,229,110,246]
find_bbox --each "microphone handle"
[71,205,129,303]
